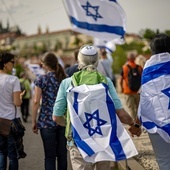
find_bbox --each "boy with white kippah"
[53,44,141,170]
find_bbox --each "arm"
[32,86,42,134]
[53,79,69,126]
[52,115,66,126]
[13,77,25,107]
[116,108,142,137]
[13,91,24,107]
[116,108,134,126]
[107,78,142,137]
[119,75,123,92]
[119,67,124,92]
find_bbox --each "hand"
[32,123,38,134]
[20,90,26,98]
[128,125,142,137]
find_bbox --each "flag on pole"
[63,0,126,41]
[67,83,138,163]
[138,52,170,143]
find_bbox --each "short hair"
[127,52,135,60]
[150,33,170,54]
[100,48,107,56]
[0,51,15,70]
[78,45,99,71]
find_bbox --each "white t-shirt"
[97,59,113,80]
[0,74,21,119]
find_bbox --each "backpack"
[127,64,141,91]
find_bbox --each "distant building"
[0,21,24,49]
[13,29,92,51]
[12,28,93,66]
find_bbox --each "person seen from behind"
[65,49,79,77]
[137,33,170,170]
[19,72,31,122]
[53,45,142,170]
[97,48,116,87]
[0,52,25,170]
[31,52,67,170]
[120,52,143,120]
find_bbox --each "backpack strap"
[126,64,131,70]
[126,64,139,70]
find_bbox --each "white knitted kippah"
[80,45,97,56]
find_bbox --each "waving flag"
[63,0,126,41]
[138,52,170,143]
[67,83,137,163]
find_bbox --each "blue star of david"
[83,110,107,136]
[162,87,170,109]
[81,1,102,21]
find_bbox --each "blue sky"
[0,0,170,35]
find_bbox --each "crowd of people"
[0,33,169,170]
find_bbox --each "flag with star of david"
[67,83,138,162]
[63,0,126,41]
[138,52,170,143]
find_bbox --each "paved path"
[19,118,44,170]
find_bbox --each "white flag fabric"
[67,83,137,163]
[63,0,126,41]
[138,52,170,143]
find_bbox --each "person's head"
[100,48,107,59]
[78,44,99,71]
[150,33,170,55]
[127,52,135,61]
[41,52,67,82]
[41,52,59,70]
[0,51,15,72]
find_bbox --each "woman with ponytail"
[32,52,67,170]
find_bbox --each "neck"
[0,70,7,74]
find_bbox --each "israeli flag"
[138,52,170,143]
[63,0,126,41]
[67,83,138,163]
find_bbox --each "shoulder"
[106,77,112,84]
[7,75,19,83]
[61,77,72,89]
[66,64,78,77]
[34,74,47,82]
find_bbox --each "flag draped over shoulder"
[63,0,126,41]
[138,52,170,143]
[67,83,137,163]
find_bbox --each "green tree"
[142,28,157,40]
[54,40,62,51]
[165,30,170,36]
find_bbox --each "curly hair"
[0,51,15,70]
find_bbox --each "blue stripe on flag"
[73,92,79,114]
[143,121,170,136]
[96,45,114,53]
[109,0,117,2]
[142,61,170,84]
[72,126,95,156]
[103,83,126,160]
[70,16,125,36]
